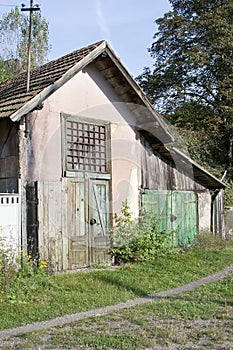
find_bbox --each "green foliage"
[138,0,233,114]
[110,202,174,264]
[0,6,50,82]
[0,58,14,83]
[224,180,233,207]
[168,101,231,178]
[137,0,233,177]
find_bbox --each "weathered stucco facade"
[0,41,226,270]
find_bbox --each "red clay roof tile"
[0,41,104,119]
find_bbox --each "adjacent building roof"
[0,40,226,189]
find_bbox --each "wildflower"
[39,260,48,269]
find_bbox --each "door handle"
[90,218,97,225]
[170,214,177,222]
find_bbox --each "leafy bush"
[110,201,174,264]
[224,180,233,208]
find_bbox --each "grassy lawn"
[1,274,233,349]
[0,235,233,333]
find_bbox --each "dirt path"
[0,263,233,342]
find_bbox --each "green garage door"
[141,190,197,247]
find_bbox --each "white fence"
[0,194,21,257]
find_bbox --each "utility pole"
[21,0,40,92]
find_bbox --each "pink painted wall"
[24,64,141,216]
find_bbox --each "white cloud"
[95,0,111,39]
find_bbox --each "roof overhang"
[170,147,226,189]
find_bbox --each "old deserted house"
[0,41,226,270]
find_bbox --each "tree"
[137,0,233,175]
[0,58,15,82]
[0,6,50,83]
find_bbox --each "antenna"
[21,0,40,92]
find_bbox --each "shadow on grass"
[92,272,148,298]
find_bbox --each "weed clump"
[195,230,233,250]
[0,239,51,305]
[110,201,175,264]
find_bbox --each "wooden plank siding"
[61,178,69,270]
[141,137,206,191]
[38,181,63,271]
[212,189,225,237]
[37,178,111,271]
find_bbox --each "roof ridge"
[44,40,105,66]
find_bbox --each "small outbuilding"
[0,41,226,270]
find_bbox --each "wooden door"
[68,180,88,268]
[89,179,110,265]
[67,179,110,268]
[141,189,197,247]
[171,191,197,246]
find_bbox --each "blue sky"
[0,0,171,77]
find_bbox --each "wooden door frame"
[65,176,111,268]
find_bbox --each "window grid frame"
[65,119,108,174]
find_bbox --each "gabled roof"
[0,40,226,189]
[0,40,172,145]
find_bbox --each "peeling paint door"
[68,180,88,268]
[89,180,110,265]
[141,189,197,247]
[171,191,197,246]
[67,179,109,268]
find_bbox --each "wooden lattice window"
[66,120,107,173]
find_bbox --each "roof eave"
[170,147,226,189]
[104,43,175,143]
